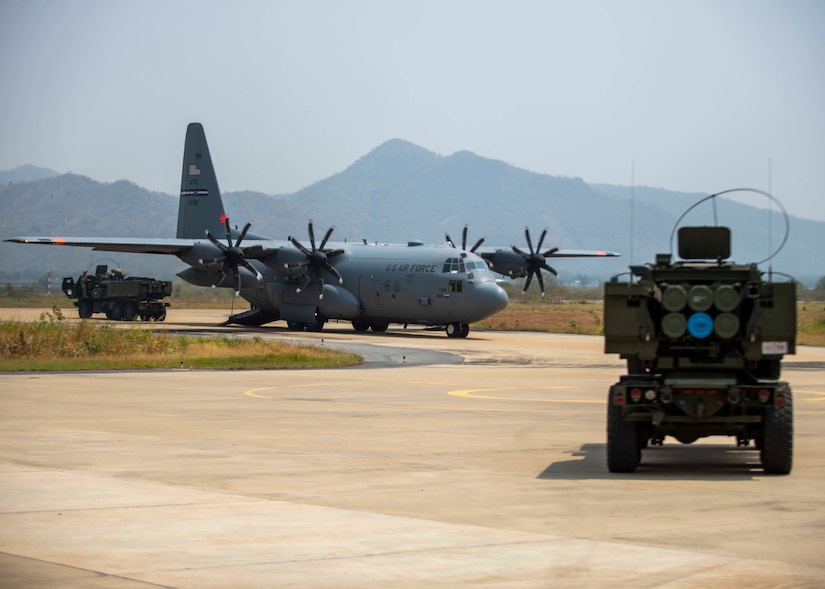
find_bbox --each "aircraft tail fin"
[176,123,227,239]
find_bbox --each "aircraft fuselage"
[178,239,509,333]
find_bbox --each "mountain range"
[2,140,823,286]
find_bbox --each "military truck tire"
[78,302,92,319]
[761,389,793,475]
[107,303,123,321]
[123,302,137,321]
[607,392,640,473]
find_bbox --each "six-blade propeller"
[447,225,560,296]
[510,227,558,296]
[445,225,486,253]
[202,217,263,294]
[286,220,345,298]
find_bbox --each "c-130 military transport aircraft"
[7,123,619,337]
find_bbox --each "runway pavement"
[1,309,825,588]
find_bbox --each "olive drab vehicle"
[603,190,796,474]
[62,264,172,321]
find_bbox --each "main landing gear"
[350,320,470,338]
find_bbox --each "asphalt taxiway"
[1,309,825,588]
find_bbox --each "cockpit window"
[442,257,466,274]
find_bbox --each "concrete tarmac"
[1,309,825,588]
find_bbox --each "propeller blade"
[524,227,534,255]
[542,247,559,257]
[290,237,312,257]
[319,226,334,251]
[236,221,252,247]
[239,259,264,282]
[541,262,558,276]
[523,271,534,293]
[536,270,546,296]
[324,263,345,285]
[206,230,228,252]
[212,269,228,288]
[307,220,316,251]
[535,228,547,253]
[223,217,233,248]
[296,274,312,294]
[446,226,485,252]
[512,245,528,259]
[232,267,241,295]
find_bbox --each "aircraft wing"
[4,236,196,255]
[545,248,620,258]
[477,245,621,294]
[477,247,620,261]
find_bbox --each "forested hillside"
[3,142,822,285]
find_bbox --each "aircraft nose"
[474,281,509,317]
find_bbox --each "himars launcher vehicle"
[62,265,172,321]
[603,191,796,474]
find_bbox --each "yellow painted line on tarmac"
[448,386,602,403]
[796,389,825,402]
[243,384,600,413]
[244,383,319,401]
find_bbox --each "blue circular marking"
[687,312,713,339]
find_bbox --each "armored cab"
[62,264,172,321]
[603,226,796,474]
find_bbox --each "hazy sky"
[2,0,824,220]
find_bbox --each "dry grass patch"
[798,303,825,346]
[473,300,603,334]
[0,309,361,371]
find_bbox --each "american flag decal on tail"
[188,164,201,176]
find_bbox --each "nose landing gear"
[446,322,470,338]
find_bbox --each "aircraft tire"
[287,321,305,331]
[446,322,469,338]
[370,322,388,332]
[352,319,370,332]
[306,319,326,332]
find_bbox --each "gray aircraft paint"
[6,123,618,337]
